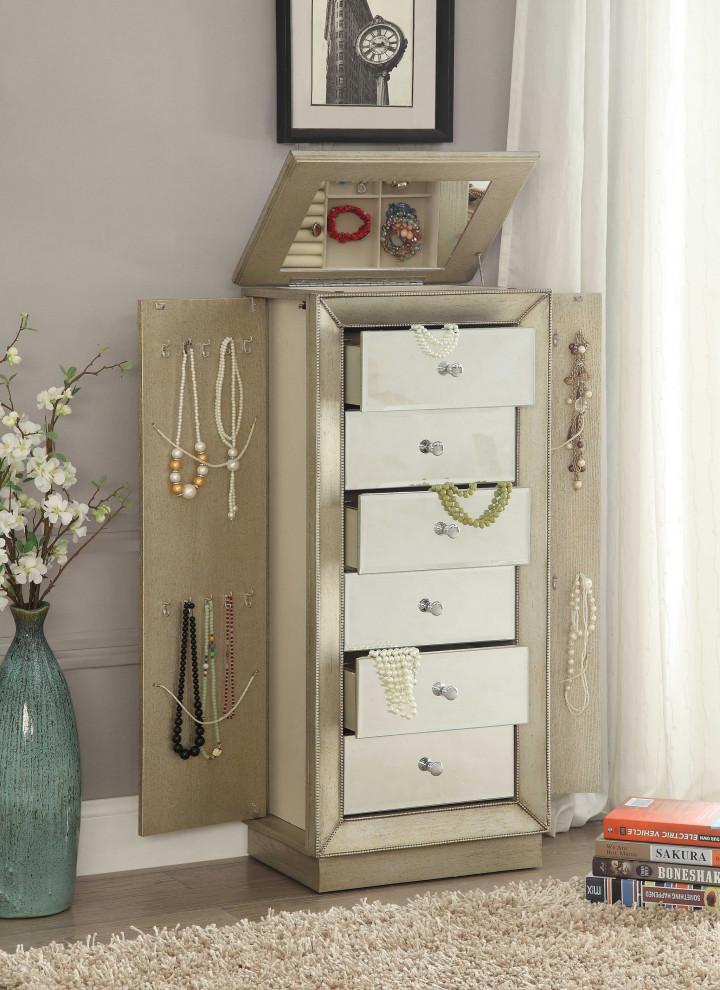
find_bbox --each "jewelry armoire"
[139,151,602,891]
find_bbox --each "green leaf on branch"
[19,534,37,554]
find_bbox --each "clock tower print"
[323,0,412,107]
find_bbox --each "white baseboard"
[77,796,248,876]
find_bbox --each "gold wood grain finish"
[550,294,603,794]
[138,299,268,835]
[248,816,541,893]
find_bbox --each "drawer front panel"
[343,725,515,814]
[345,408,516,491]
[344,566,516,651]
[346,489,531,573]
[345,327,535,412]
[344,646,529,737]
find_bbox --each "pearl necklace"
[411,323,460,359]
[564,574,597,714]
[168,343,209,500]
[214,338,253,521]
[369,647,420,720]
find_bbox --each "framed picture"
[277,0,455,143]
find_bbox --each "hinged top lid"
[233,151,538,287]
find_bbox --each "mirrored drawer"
[344,645,529,738]
[345,489,530,573]
[343,725,514,815]
[344,566,515,651]
[345,326,535,412]
[345,408,516,490]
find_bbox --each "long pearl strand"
[168,344,209,500]
[214,338,245,521]
[369,647,421,719]
[564,574,597,714]
[411,323,460,359]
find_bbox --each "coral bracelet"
[327,204,372,243]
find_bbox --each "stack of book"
[585,798,720,911]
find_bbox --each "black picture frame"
[276,0,455,144]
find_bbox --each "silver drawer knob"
[432,681,459,701]
[434,521,460,539]
[438,361,464,378]
[418,756,444,776]
[418,598,444,616]
[419,439,444,456]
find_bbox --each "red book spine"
[603,817,720,848]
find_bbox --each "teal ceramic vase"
[0,605,81,917]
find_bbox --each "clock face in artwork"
[356,19,406,68]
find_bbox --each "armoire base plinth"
[248,818,543,893]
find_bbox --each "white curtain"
[501,0,720,824]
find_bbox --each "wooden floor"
[0,824,597,953]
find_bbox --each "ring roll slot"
[286,243,323,256]
[282,255,324,269]
[294,228,325,243]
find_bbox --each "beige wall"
[0,0,516,800]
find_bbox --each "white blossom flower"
[2,411,18,428]
[62,461,77,488]
[50,539,68,567]
[26,449,68,494]
[0,432,32,467]
[15,416,43,444]
[42,493,74,525]
[92,505,111,523]
[72,502,89,525]
[0,543,9,566]
[10,553,47,585]
[69,523,87,544]
[36,386,65,411]
[17,492,39,511]
[56,403,72,417]
[0,509,25,537]
[5,347,21,366]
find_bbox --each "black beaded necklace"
[172,601,205,759]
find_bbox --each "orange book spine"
[604,817,720,848]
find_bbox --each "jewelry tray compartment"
[345,488,530,574]
[344,326,536,412]
[343,725,515,816]
[344,645,529,739]
[344,407,517,491]
[344,565,516,652]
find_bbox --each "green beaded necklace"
[431,481,512,529]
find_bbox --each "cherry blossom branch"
[38,495,129,602]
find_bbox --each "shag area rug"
[1,877,720,989]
